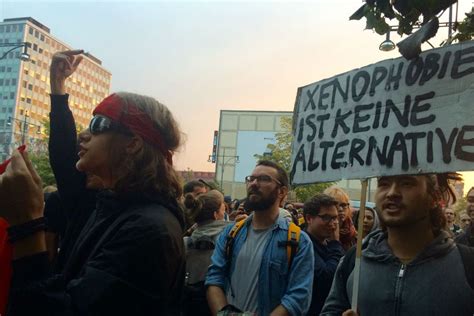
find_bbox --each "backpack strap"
[225,219,247,268]
[286,222,301,270]
[457,244,474,290]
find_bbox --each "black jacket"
[306,233,344,316]
[47,94,97,272]
[9,191,186,316]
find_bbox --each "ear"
[125,135,144,155]
[305,213,312,224]
[279,185,289,199]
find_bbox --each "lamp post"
[7,112,41,145]
[208,147,239,191]
[0,42,30,61]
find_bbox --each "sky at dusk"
[1,0,474,193]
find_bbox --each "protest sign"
[290,41,474,184]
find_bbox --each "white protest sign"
[290,41,474,184]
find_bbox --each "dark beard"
[246,188,279,212]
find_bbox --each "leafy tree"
[28,118,85,187]
[255,116,333,202]
[349,0,474,55]
[350,0,457,36]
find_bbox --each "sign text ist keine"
[290,41,474,184]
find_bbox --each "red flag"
[0,218,12,315]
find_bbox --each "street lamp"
[209,148,239,192]
[7,112,41,145]
[0,42,30,61]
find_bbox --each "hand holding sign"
[0,150,44,226]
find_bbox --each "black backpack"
[339,243,474,292]
[182,236,216,316]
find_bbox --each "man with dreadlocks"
[321,173,474,316]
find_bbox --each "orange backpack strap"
[286,222,301,270]
[225,219,247,262]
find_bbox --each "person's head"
[245,160,288,212]
[460,212,472,230]
[362,207,376,238]
[303,193,339,242]
[183,180,207,197]
[184,189,225,224]
[76,92,182,200]
[466,187,474,219]
[375,173,461,235]
[444,208,455,225]
[323,186,351,222]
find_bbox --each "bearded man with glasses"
[303,194,344,316]
[456,186,474,247]
[206,160,314,316]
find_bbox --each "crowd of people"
[0,50,473,315]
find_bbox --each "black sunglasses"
[89,115,132,136]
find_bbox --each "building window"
[0,26,3,33]
[5,25,10,33]
[40,34,45,41]
[10,92,14,99]
[38,48,43,54]
[1,108,5,113]
[34,30,39,38]
[29,27,33,35]
[6,67,11,72]
[23,69,28,75]
[0,66,4,72]
[18,25,23,32]
[0,79,3,86]
[11,79,16,86]
[5,79,9,86]
[33,43,38,51]
[28,84,33,90]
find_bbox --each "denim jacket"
[205,214,314,316]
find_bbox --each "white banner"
[290,41,474,184]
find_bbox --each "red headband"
[93,94,172,165]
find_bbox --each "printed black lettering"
[372,101,382,129]
[382,97,410,128]
[451,46,474,79]
[290,143,306,182]
[304,85,319,111]
[305,114,317,142]
[369,66,388,96]
[349,138,365,166]
[405,132,426,166]
[438,51,451,79]
[410,91,436,126]
[385,62,404,91]
[387,132,409,170]
[317,114,330,139]
[331,140,349,169]
[320,141,335,171]
[297,117,305,142]
[308,142,320,171]
[419,53,440,85]
[331,109,352,138]
[318,81,332,110]
[366,136,389,166]
[406,57,423,86]
[454,125,474,161]
[435,127,459,163]
[351,70,370,102]
[353,103,374,133]
[427,131,434,163]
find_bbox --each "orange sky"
[2,1,473,178]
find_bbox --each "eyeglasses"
[315,214,338,223]
[89,115,132,136]
[337,203,350,209]
[245,175,281,185]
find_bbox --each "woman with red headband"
[0,50,186,315]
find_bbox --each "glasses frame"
[244,175,282,185]
[314,214,339,223]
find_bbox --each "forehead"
[251,165,278,177]
[319,205,338,214]
[378,175,427,185]
[445,209,454,214]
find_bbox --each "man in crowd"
[206,160,314,316]
[321,174,474,315]
[184,180,208,197]
[444,207,463,236]
[303,194,344,315]
[456,186,474,247]
[459,212,471,231]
